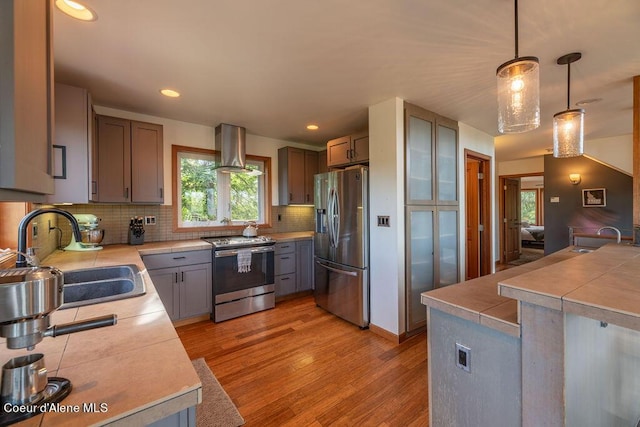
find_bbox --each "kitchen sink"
[60,264,146,309]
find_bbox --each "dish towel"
[237,249,252,273]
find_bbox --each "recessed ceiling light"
[55,0,97,21]
[160,89,180,98]
[575,98,603,107]
[306,124,319,130]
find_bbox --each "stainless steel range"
[203,236,275,322]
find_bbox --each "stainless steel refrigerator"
[314,166,369,328]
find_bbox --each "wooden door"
[131,121,163,203]
[465,159,480,279]
[504,178,521,262]
[287,148,305,204]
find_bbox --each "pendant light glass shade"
[553,52,584,158]
[553,109,584,157]
[497,56,540,133]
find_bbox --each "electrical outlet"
[145,216,156,225]
[377,216,390,227]
[456,343,471,372]
[32,223,38,239]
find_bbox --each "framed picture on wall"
[582,188,606,207]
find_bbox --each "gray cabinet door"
[48,83,91,204]
[303,151,318,204]
[326,136,351,168]
[296,240,313,291]
[149,267,179,321]
[351,133,369,164]
[179,263,212,319]
[96,115,131,202]
[0,0,54,198]
[131,121,163,203]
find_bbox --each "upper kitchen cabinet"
[47,83,93,204]
[278,147,318,205]
[405,103,458,205]
[326,131,369,168]
[0,0,54,200]
[94,115,164,203]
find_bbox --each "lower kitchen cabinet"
[274,239,313,297]
[143,250,212,321]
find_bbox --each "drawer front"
[275,242,295,255]
[143,250,211,270]
[275,273,296,296]
[274,253,295,275]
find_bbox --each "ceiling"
[53,0,640,161]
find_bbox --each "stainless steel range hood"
[214,123,261,175]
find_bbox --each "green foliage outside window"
[521,190,537,225]
[178,151,264,226]
[181,157,217,222]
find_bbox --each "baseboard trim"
[172,314,210,328]
[369,323,406,344]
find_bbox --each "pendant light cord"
[514,0,519,59]
[566,62,571,110]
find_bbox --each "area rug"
[508,247,544,266]
[191,358,245,427]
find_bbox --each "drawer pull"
[172,256,187,260]
[281,277,290,281]
[281,256,290,260]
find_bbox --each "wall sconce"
[569,173,581,185]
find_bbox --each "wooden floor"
[176,295,429,426]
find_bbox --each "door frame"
[498,172,544,264]
[464,150,492,277]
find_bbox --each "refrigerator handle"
[328,188,336,248]
[333,188,340,247]
[315,260,358,277]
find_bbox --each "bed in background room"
[521,223,544,247]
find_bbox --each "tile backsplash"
[42,204,314,250]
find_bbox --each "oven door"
[213,246,275,296]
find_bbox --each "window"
[172,145,271,231]
[520,189,538,225]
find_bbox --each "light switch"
[550,196,560,203]
[456,343,471,372]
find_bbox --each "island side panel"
[520,302,565,426]
[565,314,640,426]
[428,308,521,426]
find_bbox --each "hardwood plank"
[176,296,429,426]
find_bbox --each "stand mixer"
[1,208,117,425]
[64,214,104,251]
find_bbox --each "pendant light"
[553,52,584,158]
[496,0,540,134]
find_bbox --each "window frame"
[171,145,272,233]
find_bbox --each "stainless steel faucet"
[596,226,622,244]
[16,208,82,267]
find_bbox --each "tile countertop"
[0,231,314,426]
[1,245,201,427]
[421,247,581,337]
[498,243,640,332]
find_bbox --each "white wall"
[94,106,320,206]
[458,123,496,276]
[584,134,633,174]
[497,157,544,176]
[368,97,405,336]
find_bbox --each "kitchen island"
[421,243,640,427]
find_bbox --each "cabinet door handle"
[181,271,184,282]
[174,272,178,283]
[160,187,163,198]
[91,181,97,195]
[289,192,293,201]
[125,187,129,199]
[346,149,350,159]
[350,149,355,159]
